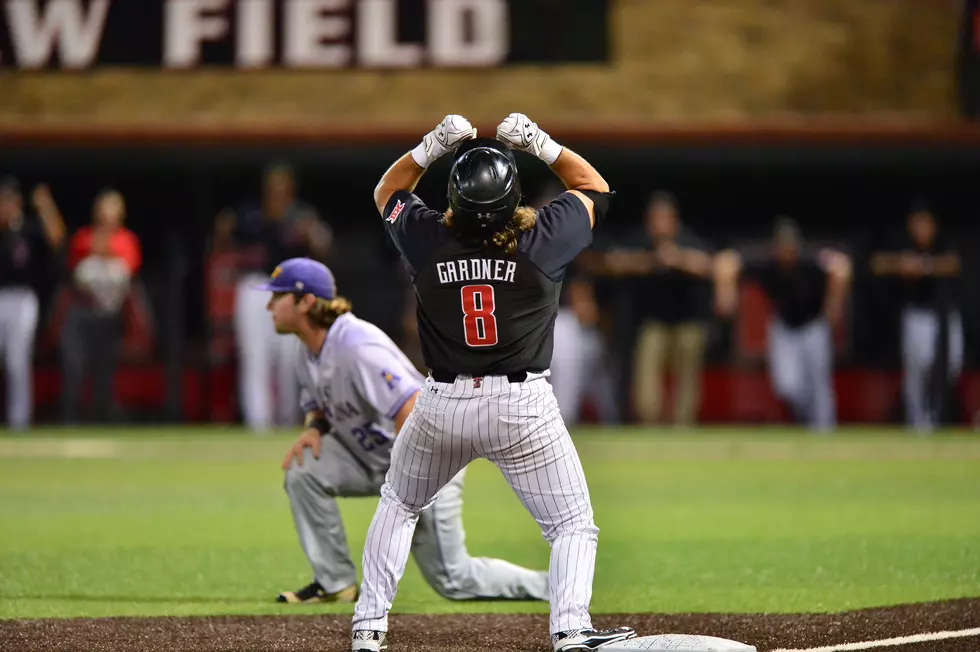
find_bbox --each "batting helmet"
[447,138,522,237]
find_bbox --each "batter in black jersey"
[350,114,635,652]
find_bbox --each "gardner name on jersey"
[383,191,593,377]
[436,259,517,285]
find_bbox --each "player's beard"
[272,314,298,335]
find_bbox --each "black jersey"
[745,253,829,328]
[1,215,50,292]
[887,232,958,310]
[382,190,593,376]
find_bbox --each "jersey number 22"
[461,284,498,347]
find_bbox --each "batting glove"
[411,114,477,169]
[496,113,563,165]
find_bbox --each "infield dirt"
[2,597,978,652]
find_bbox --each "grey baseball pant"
[284,433,548,600]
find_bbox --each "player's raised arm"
[374,115,478,215]
[496,113,611,228]
[713,249,744,317]
[819,249,852,328]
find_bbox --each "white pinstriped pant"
[353,372,598,637]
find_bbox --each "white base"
[601,634,756,652]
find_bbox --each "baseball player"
[220,163,332,432]
[870,203,962,431]
[532,182,618,426]
[0,178,65,429]
[550,265,619,427]
[714,218,851,431]
[254,257,548,606]
[349,115,635,652]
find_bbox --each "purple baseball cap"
[253,258,336,299]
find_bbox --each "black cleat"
[276,580,358,604]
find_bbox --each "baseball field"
[1,427,978,651]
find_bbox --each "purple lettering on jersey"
[337,401,361,420]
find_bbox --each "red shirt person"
[67,191,141,310]
[60,190,142,424]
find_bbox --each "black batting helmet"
[447,138,522,236]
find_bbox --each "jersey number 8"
[461,284,498,347]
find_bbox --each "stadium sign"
[0,0,609,69]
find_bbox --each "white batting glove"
[496,113,563,165]
[411,115,477,169]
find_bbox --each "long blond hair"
[307,296,352,329]
[441,207,537,255]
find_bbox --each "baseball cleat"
[552,627,636,651]
[351,629,388,651]
[275,580,358,604]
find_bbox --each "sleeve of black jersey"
[21,217,51,259]
[520,192,594,281]
[229,203,252,242]
[681,230,712,255]
[933,233,958,255]
[382,190,446,276]
[884,230,911,253]
[811,254,833,278]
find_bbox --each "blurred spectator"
[522,183,617,426]
[598,192,713,427]
[550,262,619,426]
[870,203,962,431]
[204,210,241,367]
[0,177,65,429]
[60,189,142,424]
[715,218,851,431]
[214,161,332,432]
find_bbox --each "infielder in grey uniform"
[715,219,851,431]
[254,257,548,605]
[350,114,635,652]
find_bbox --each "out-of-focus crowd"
[0,166,965,432]
[546,190,962,433]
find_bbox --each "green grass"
[0,427,978,619]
